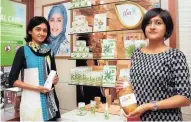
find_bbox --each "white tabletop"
[61,109,126,122]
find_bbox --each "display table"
[61,109,125,122]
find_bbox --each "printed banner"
[115,2,144,29]
[0,0,26,66]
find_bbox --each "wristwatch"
[151,101,158,111]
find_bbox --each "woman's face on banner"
[49,13,63,36]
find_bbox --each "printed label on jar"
[119,93,137,107]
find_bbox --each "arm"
[126,95,190,118]
[13,80,50,94]
[9,47,25,87]
[144,95,190,111]
[154,51,191,108]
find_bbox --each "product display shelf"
[68,0,127,10]
[69,0,146,100]
[68,0,147,10]
[68,83,115,88]
[69,29,143,35]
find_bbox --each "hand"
[115,77,126,92]
[52,74,59,85]
[37,86,51,94]
[125,103,152,119]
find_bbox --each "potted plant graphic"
[103,44,112,55]
[103,70,114,83]
[125,44,136,57]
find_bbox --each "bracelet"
[151,101,158,111]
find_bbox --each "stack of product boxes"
[70,0,92,9]
[70,67,92,84]
[71,40,93,59]
[86,71,103,86]
[70,67,103,85]
[70,15,92,34]
[102,65,116,87]
[70,65,117,87]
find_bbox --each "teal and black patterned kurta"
[9,46,60,121]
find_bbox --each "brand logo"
[123,9,132,16]
[122,95,131,103]
[115,2,144,29]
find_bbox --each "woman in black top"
[9,16,60,121]
[116,8,191,121]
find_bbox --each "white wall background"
[54,59,76,114]
[178,0,191,120]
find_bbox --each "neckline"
[139,47,172,55]
[28,45,51,56]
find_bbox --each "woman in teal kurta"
[9,16,60,121]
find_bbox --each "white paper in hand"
[44,70,56,90]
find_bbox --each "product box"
[75,15,86,22]
[73,47,89,53]
[71,67,92,84]
[81,26,92,33]
[71,68,78,83]
[101,39,116,59]
[72,21,79,27]
[71,53,93,59]
[81,0,91,7]
[90,71,103,86]
[71,15,92,34]
[102,65,116,87]
[93,13,107,32]
[124,40,135,58]
[70,0,92,9]
[119,68,130,80]
[78,21,88,27]
[85,72,93,85]
[71,53,78,58]
[87,53,93,59]
[76,40,86,47]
